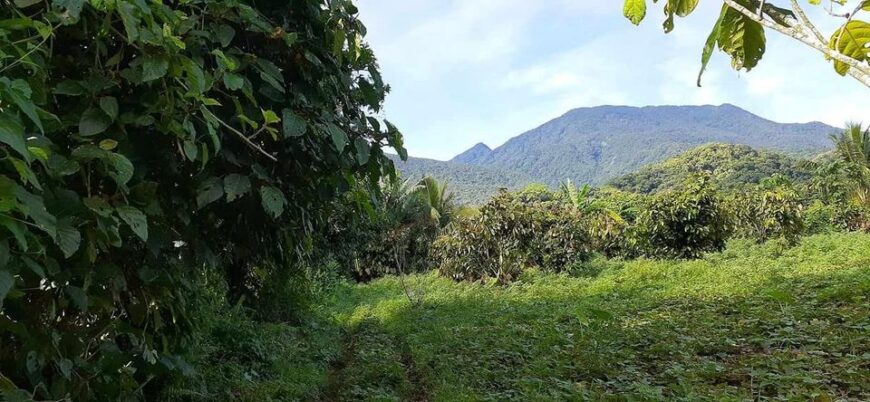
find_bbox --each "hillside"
[451,104,835,187]
[608,143,813,193]
[388,154,536,204]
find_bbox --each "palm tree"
[830,123,870,206]
[415,176,454,226]
[558,179,623,223]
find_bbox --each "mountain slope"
[453,104,836,186]
[608,143,812,194]
[450,143,492,164]
[388,155,535,204]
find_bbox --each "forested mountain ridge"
[608,143,812,194]
[388,154,536,204]
[450,104,836,187]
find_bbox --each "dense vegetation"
[0,0,404,399]
[1,0,868,400]
[166,233,870,400]
[610,143,811,194]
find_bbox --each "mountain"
[450,142,492,164]
[388,155,535,205]
[452,104,836,187]
[608,143,812,194]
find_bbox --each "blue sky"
[356,0,870,161]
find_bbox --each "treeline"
[321,125,870,284]
[609,143,812,194]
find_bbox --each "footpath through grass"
[168,233,870,401]
[322,233,870,401]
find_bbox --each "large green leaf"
[354,137,371,165]
[55,218,81,257]
[99,97,118,121]
[260,186,285,218]
[829,20,870,76]
[282,109,306,138]
[117,205,148,241]
[224,174,251,202]
[107,153,134,186]
[0,112,30,160]
[327,123,348,151]
[79,108,112,136]
[222,73,244,90]
[196,177,224,209]
[623,0,646,25]
[15,187,56,236]
[697,4,728,86]
[717,4,766,72]
[142,55,169,82]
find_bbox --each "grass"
[169,233,870,401]
[324,233,870,401]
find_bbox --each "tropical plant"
[0,0,402,399]
[623,0,870,87]
[415,176,454,226]
[730,176,806,244]
[636,175,731,258]
[830,123,870,205]
[434,191,591,283]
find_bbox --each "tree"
[623,0,870,87]
[0,0,403,399]
[416,176,454,226]
[830,123,870,204]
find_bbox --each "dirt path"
[319,319,430,401]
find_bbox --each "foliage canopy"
[0,0,403,399]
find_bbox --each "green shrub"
[730,180,805,244]
[635,176,731,259]
[434,191,591,282]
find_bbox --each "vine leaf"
[224,174,251,202]
[260,186,286,219]
[0,112,30,161]
[79,108,111,136]
[117,205,148,241]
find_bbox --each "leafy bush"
[435,191,590,282]
[320,177,450,282]
[730,178,805,245]
[0,0,401,399]
[635,176,731,259]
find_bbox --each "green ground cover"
[170,233,870,401]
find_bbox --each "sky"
[356,0,870,161]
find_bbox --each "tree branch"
[202,108,278,162]
[789,0,826,43]
[722,0,870,88]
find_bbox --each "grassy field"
[170,233,870,401]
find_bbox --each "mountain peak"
[451,142,492,164]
